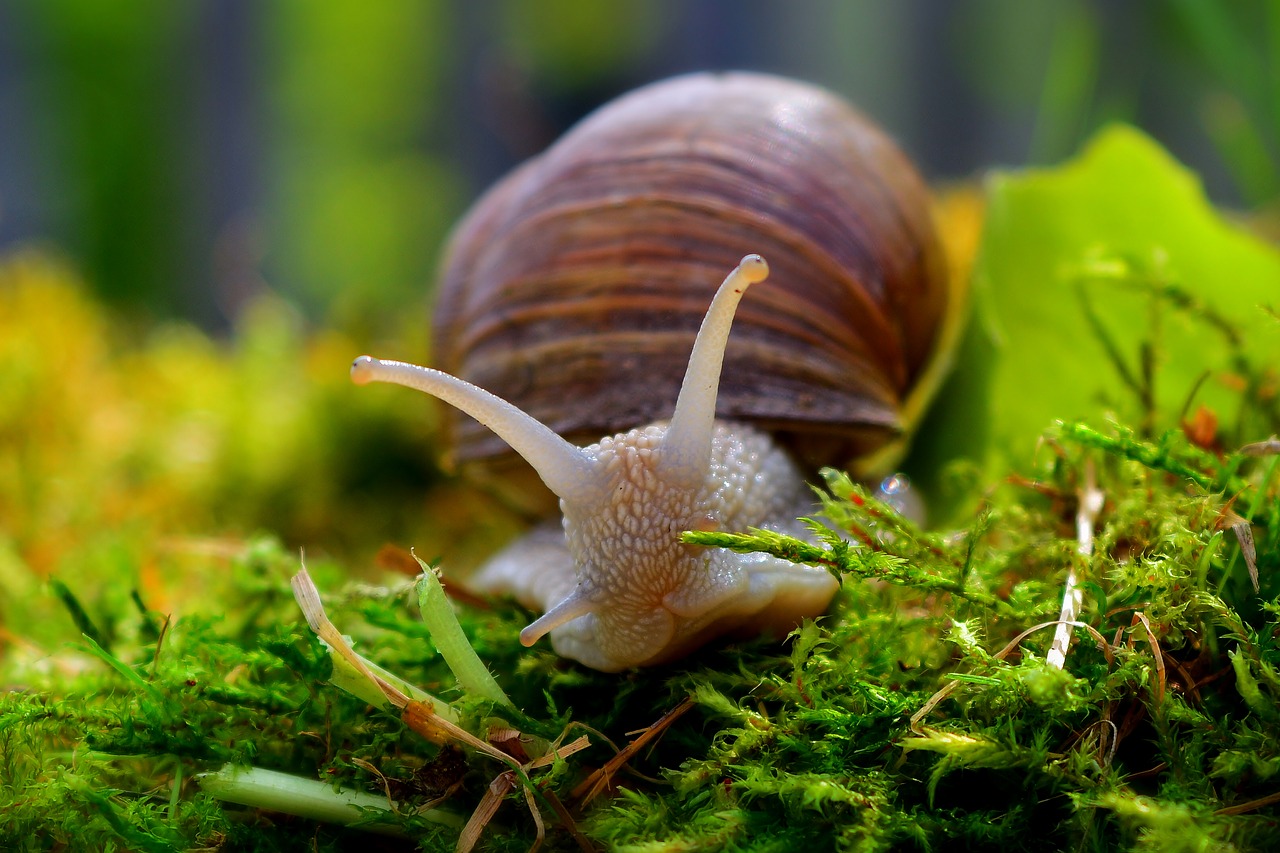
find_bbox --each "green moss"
[2,338,1278,852]
[3,128,1280,849]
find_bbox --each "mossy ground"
[1,185,1278,851]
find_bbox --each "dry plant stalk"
[571,697,695,804]
[1047,461,1104,669]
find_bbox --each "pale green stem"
[324,641,460,723]
[414,557,513,708]
[197,765,464,833]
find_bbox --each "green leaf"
[413,556,513,709]
[917,125,1280,482]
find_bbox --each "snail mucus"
[352,72,953,673]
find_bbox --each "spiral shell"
[432,71,950,476]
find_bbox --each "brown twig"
[1215,789,1280,816]
[1131,611,1167,705]
[571,698,695,804]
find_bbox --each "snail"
[352,72,953,672]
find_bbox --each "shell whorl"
[433,71,948,474]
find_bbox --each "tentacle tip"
[518,624,543,648]
[738,253,769,284]
[518,592,594,648]
[350,355,378,385]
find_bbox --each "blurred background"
[1,0,1276,332]
[0,0,1277,577]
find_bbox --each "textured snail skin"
[354,256,839,672]
[474,421,838,670]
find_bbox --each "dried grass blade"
[1048,464,1103,668]
[571,698,693,804]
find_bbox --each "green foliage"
[1165,0,1280,205]
[15,0,199,313]
[665,425,1276,853]
[414,556,513,709]
[3,376,1279,852]
[264,0,464,327]
[0,253,520,613]
[0,539,516,850]
[913,125,1280,507]
[494,0,660,90]
[4,128,1280,850]
[685,470,1016,615]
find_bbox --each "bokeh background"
[1,0,1276,331]
[0,0,1277,576]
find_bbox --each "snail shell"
[354,72,956,670]
[432,71,950,480]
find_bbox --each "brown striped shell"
[432,71,949,480]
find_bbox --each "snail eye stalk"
[659,254,769,489]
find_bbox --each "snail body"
[357,256,839,670]
[354,73,952,672]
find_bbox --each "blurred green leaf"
[919,125,1280,484]
[19,0,197,313]
[264,0,461,326]
[1029,1,1099,163]
[1203,93,1280,205]
[1170,0,1280,204]
[498,0,659,87]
